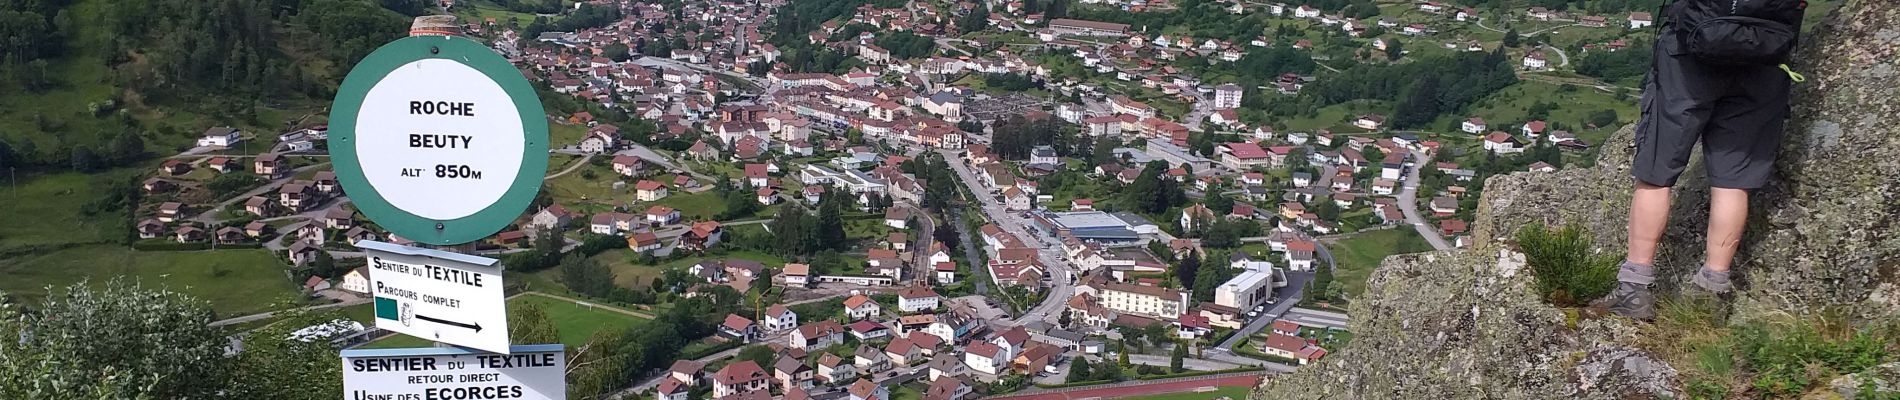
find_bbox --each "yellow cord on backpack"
[1780,64,1807,83]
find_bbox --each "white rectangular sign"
[342,345,566,400]
[359,240,511,354]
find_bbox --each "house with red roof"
[712,360,769,398]
[1218,142,1274,171]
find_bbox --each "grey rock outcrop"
[1253,2,1898,398]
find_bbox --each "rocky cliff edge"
[1251,1,1899,398]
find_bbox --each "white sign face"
[362,241,511,354]
[343,345,566,400]
[355,58,526,221]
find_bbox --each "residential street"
[187,163,330,224]
[936,148,1076,324]
[1396,150,1454,250]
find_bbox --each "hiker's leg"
[1626,182,1671,266]
[1704,188,1748,271]
[1693,63,1793,293]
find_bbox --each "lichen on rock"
[1252,1,1900,398]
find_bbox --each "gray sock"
[1618,261,1656,285]
[1694,266,1732,293]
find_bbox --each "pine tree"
[1313,260,1335,301]
[1192,261,1224,302]
[1169,340,1187,372]
[1118,339,1131,366]
[1174,250,1201,289]
[817,196,846,251]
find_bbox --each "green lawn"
[544,161,623,210]
[0,172,125,252]
[653,191,730,221]
[1325,229,1437,299]
[362,293,650,349]
[588,249,667,288]
[890,385,924,400]
[548,122,589,147]
[0,245,305,317]
[1118,386,1252,400]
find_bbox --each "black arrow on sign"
[417,314,483,332]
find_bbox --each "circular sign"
[329,36,548,245]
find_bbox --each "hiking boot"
[1593,281,1657,320]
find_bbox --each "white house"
[1461,117,1487,134]
[962,342,1007,375]
[635,180,670,201]
[791,321,846,349]
[897,285,941,313]
[783,263,811,287]
[1484,132,1526,154]
[1629,12,1654,29]
[197,127,241,147]
[764,304,798,333]
[712,361,769,398]
[844,295,882,320]
[1522,51,1549,70]
[339,267,370,294]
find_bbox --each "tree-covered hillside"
[0,0,408,171]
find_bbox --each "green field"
[544,160,624,211]
[1119,386,1251,400]
[549,122,589,147]
[0,172,125,251]
[362,293,650,349]
[0,245,304,317]
[1276,100,1387,133]
[1325,229,1437,299]
[1432,80,1636,144]
[451,0,563,27]
[653,191,731,221]
[587,249,668,288]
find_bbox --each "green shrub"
[1514,223,1618,307]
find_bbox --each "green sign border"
[328,36,548,246]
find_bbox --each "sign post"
[342,344,567,400]
[329,35,549,246]
[358,240,511,354]
[329,19,562,398]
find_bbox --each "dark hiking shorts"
[1632,32,1794,189]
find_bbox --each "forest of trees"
[872,30,937,60]
[1574,39,1654,83]
[1275,49,1521,129]
[522,3,622,42]
[988,115,1083,160]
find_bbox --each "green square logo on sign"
[328,36,548,245]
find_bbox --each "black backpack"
[1669,0,1808,65]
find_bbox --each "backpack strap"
[1779,64,1807,82]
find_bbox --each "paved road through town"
[1395,150,1454,250]
[936,148,1074,324]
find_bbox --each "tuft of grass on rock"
[1514,222,1620,307]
